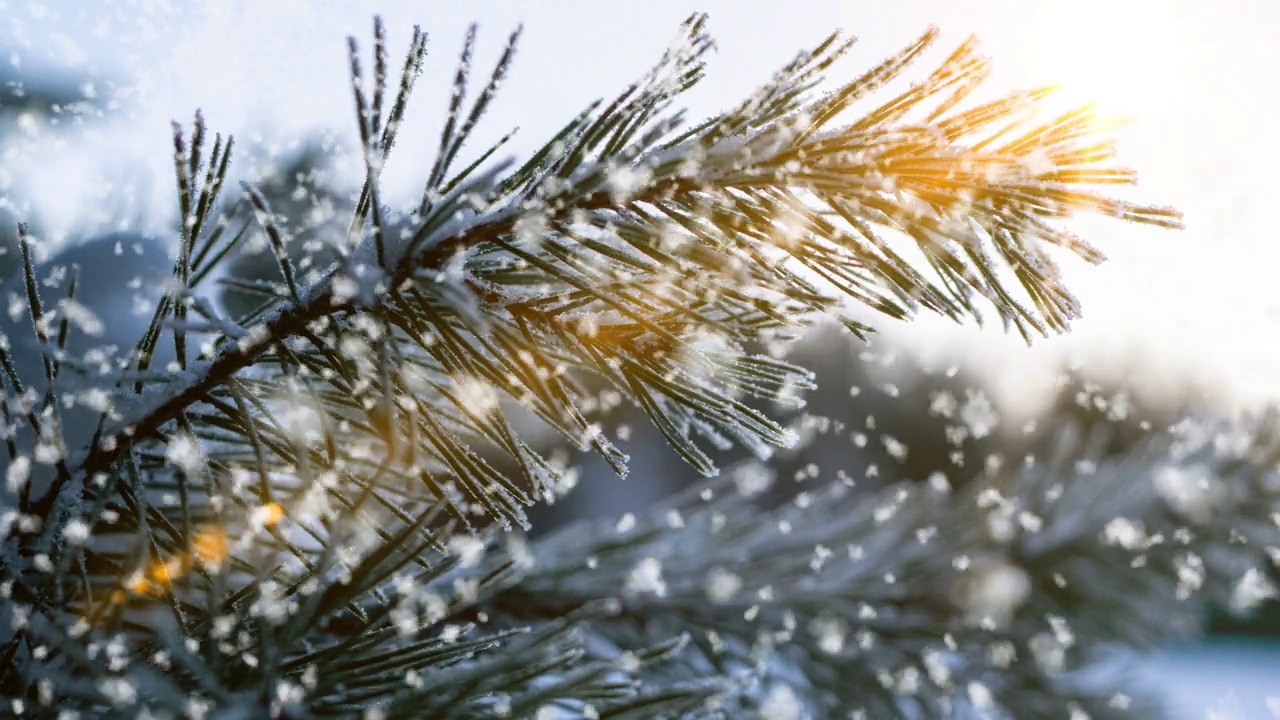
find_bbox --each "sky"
[1,0,1278,415]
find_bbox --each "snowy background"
[1,0,1277,715]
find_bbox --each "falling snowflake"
[1153,463,1221,522]
[454,377,500,416]
[1231,568,1277,612]
[760,685,804,720]
[606,163,654,204]
[704,567,742,604]
[164,433,206,475]
[448,534,487,567]
[959,391,999,440]
[626,557,666,597]
[6,456,30,494]
[57,298,104,336]
[961,559,1030,627]
[62,519,91,545]
[733,461,774,496]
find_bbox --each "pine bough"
[0,12,1266,720]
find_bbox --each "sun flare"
[1018,1,1190,120]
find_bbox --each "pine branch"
[465,415,1280,718]
[8,412,1269,717]
[0,12,1191,717]
[21,12,1174,529]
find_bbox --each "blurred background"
[1,1,1276,714]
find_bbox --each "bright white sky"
[2,0,1276,413]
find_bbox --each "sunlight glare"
[1019,1,1189,121]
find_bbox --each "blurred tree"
[0,61,101,278]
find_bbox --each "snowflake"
[512,211,550,245]
[1175,552,1205,599]
[1103,517,1147,550]
[454,377,499,416]
[447,534,487,567]
[282,397,324,442]
[606,163,654,204]
[96,677,137,707]
[760,685,803,720]
[6,456,30,494]
[79,387,114,414]
[1231,568,1277,612]
[959,391,999,440]
[164,433,206,475]
[967,682,995,712]
[615,513,636,534]
[923,649,952,687]
[62,519,90,545]
[626,557,666,597]
[882,435,908,461]
[704,567,741,604]
[1153,463,1221,522]
[962,559,1030,627]
[58,298,104,336]
[733,461,774,496]
[1028,631,1067,673]
[809,615,848,655]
